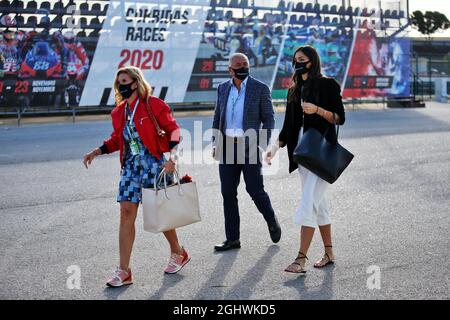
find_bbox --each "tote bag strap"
[333,112,340,140]
[154,168,183,199]
[145,96,166,137]
[301,102,340,142]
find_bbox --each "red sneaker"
[106,267,133,287]
[164,247,191,274]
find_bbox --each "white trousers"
[294,165,331,228]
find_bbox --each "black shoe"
[268,217,281,243]
[214,240,241,251]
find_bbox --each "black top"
[278,76,346,173]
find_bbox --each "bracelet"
[169,153,178,163]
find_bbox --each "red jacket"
[102,96,180,166]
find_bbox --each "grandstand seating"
[0,0,409,56]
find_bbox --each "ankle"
[119,266,130,273]
[171,246,183,255]
[297,251,308,260]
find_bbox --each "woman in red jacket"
[83,66,190,287]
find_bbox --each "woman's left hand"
[162,159,176,173]
[302,102,319,115]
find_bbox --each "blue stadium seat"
[277,13,287,23]
[338,6,345,15]
[26,15,36,27]
[14,14,24,26]
[331,17,338,25]
[322,4,329,14]
[79,17,88,29]
[40,1,50,10]
[101,3,109,15]
[289,14,297,25]
[89,17,101,29]
[225,10,233,20]
[346,6,353,16]
[26,0,36,10]
[80,2,89,13]
[217,10,224,20]
[330,5,337,14]
[210,0,217,7]
[239,0,248,8]
[323,16,330,25]
[312,14,321,24]
[77,30,86,38]
[384,10,391,19]
[305,3,313,12]
[92,3,101,13]
[12,0,24,9]
[89,29,100,38]
[298,15,305,25]
[0,0,9,8]
[391,10,398,19]
[51,15,63,27]
[230,0,239,8]
[53,1,63,12]
[218,0,228,7]
[295,3,303,12]
[278,1,286,10]
[313,3,320,13]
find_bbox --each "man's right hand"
[83,148,101,169]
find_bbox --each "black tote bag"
[293,113,354,184]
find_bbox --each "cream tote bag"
[142,169,201,233]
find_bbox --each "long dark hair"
[287,45,323,103]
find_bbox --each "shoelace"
[111,269,127,282]
[168,254,182,268]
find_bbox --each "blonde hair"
[113,66,153,105]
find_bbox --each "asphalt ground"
[0,102,449,299]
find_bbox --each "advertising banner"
[343,22,410,98]
[0,0,411,109]
[81,0,209,106]
[0,8,93,109]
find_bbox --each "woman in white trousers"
[265,45,346,274]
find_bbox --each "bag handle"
[333,112,340,141]
[301,102,340,143]
[154,168,183,199]
[145,96,166,137]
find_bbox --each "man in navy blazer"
[212,53,281,251]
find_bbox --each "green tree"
[411,11,450,38]
[411,11,450,98]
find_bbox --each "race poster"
[0,0,411,108]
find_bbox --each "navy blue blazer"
[212,76,275,155]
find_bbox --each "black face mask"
[118,81,136,99]
[294,61,311,75]
[232,67,249,81]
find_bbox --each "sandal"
[284,251,308,274]
[314,245,335,268]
